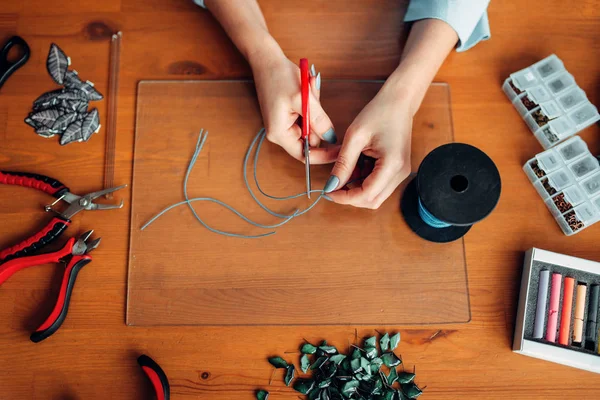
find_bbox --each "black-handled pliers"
[0,171,126,263]
[138,355,171,400]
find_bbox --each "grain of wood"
[0,0,599,399]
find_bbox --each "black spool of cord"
[401,143,502,243]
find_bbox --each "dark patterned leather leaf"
[56,89,88,101]
[33,89,64,110]
[36,126,57,138]
[31,109,62,127]
[81,108,100,141]
[60,121,84,145]
[52,112,79,132]
[80,81,104,101]
[64,70,83,89]
[24,117,41,129]
[46,43,70,85]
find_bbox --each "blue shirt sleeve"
[404,0,491,52]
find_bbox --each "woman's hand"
[324,83,413,209]
[250,49,339,164]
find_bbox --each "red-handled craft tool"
[0,171,125,264]
[300,58,311,198]
[138,355,171,400]
[0,230,100,342]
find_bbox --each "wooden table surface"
[1,1,599,399]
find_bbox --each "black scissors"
[0,36,30,90]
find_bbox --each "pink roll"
[546,273,562,342]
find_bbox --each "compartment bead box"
[504,54,600,149]
[524,136,600,235]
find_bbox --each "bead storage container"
[523,136,600,235]
[514,248,600,374]
[503,54,600,149]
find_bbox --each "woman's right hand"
[249,47,340,164]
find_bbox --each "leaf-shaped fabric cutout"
[310,356,327,370]
[284,365,295,386]
[364,346,378,360]
[381,352,402,368]
[360,357,371,375]
[66,100,89,113]
[80,81,104,101]
[321,389,331,400]
[52,112,78,132]
[293,378,315,395]
[340,380,359,398]
[323,362,336,379]
[381,390,395,400]
[81,108,100,141]
[318,345,337,354]
[329,354,346,365]
[371,378,383,395]
[380,333,390,352]
[387,368,398,385]
[397,372,416,384]
[24,117,40,129]
[57,89,88,102]
[308,388,321,400]
[35,126,56,138]
[370,357,383,372]
[33,89,64,110]
[64,70,83,89]
[267,356,288,369]
[390,333,401,351]
[47,43,69,85]
[350,358,361,373]
[60,120,83,146]
[301,343,317,354]
[300,354,311,373]
[256,389,269,400]
[31,109,62,127]
[364,336,377,348]
[401,383,422,399]
[351,348,362,360]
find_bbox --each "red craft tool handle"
[0,237,75,286]
[0,170,69,198]
[0,216,71,264]
[30,255,91,343]
[138,355,171,400]
[300,58,310,140]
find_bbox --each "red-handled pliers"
[300,58,311,198]
[0,230,100,342]
[138,355,171,400]
[0,171,125,264]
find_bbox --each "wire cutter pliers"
[299,58,311,198]
[0,170,125,263]
[138,355,171,400]
[0,230,100,342]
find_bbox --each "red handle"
[0,171,68,197]
[0,237,75,286]
[300,58,310,140]
[0,216,71,263]
[30,255,91,343]
[138,355,171,400]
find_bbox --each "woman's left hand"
[324,83,413,209]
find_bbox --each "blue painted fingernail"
[323,194,333,202]
[324,175,339,193]
[316,72,321,90]
[322,127,337,144]
[310,64,317,77]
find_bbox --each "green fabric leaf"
[351,348,362,359]
[321,389,331,400]
[293,379,315,395]
[301,354,311,373]
[380,333,390,352]
[364,346,378,360]
[381,352,402,368]
[350,358,362,373]
[308,389,321,400]
[302,343,318,354]
[341,379,360,398]
[318,378,332,388]
[371,378,383,395]
[370,357,383,372]
[390,333,401,351]
[397,372,416,384]
[324,363,337,379]
[311,356,328,370]
[256,389,269,400]
[330,354,346,365]
[284,365,295,386]
[268,356,288,369]
[387,368,398,385]
[318,345,338,354]
[360,358,371,375]
[402,383,423,399]
[364,336,377,348]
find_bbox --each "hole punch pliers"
[0,171,126,263]
[300,58,311,198]
[0,230,100,342]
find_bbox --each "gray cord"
[141,128,326,238]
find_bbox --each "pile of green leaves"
[257,332,423,400]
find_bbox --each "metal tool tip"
[81,230,94,241]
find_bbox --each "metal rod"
[104,31,122,199]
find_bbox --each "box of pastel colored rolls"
[513,248,600,373]
[503,54,600,149]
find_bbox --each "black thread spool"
[401,143,501,243]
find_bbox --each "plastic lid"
[536,150,562,172]
[562,186,585,206]
[533,54,565,80]
[527,85,552,104]
[556,136,587,162]
[548,169,574,190]
[569,155,599,179]
[593,195,600,213]
[510,68,539,91]
[574,202,598,224]
[548,116,576,139]
[557,87,587,112]
[581,172,600,197]
[567,102,600,128]
[545,72,576,95]
[539,100,563,119]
